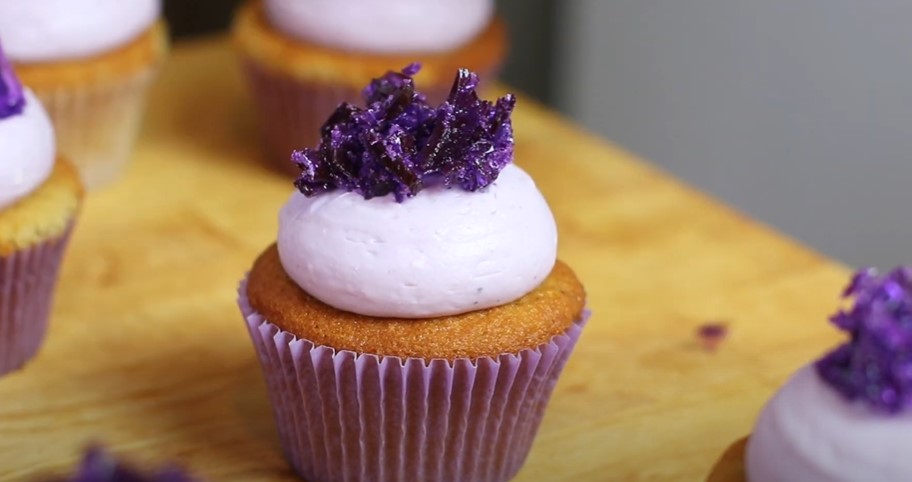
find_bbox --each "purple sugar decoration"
[0,41,25,119]
[697,322,728,351]
[816,267,912,414]
[47,447,198,482]
[292,63,516,202]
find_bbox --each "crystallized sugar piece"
[816,267,912,414]
[47,447,199,482]
[0,42,25,120]
[292,64,516,202]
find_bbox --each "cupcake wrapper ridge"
[33,66,159,190]
[239,277,588,482]
[0,223,75,376]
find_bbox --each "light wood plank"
[0,38,848,481]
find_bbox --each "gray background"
[551,1,912,269]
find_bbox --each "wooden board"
[0,38,850,481]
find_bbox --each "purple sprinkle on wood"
[697,322,729,351]
[46,446,199,482]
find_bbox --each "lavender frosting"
[0,0,160,62]
[278,66,557,318]
[0,46,54,210]
[746,365,912,482]
[278,163,557,318]
[264,0,494,53]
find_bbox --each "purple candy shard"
[46,447,199,482]
[292,63,516,202]
[0,41,25,119]
[816,266,912,414]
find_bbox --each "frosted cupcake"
[232,0,507,175]
[708,267,912,482]
[0,44,83,376]
[239,66,587,482]
[0,0,168,189]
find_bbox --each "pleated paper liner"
[33,67,159,190]
[0,223,75,376]
[15,21,169,191]
[239,278,588,482]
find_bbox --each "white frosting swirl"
[0,0,161,62]
[277,164,557,318]
[263,0,494,53]
[0,89,55,210]
[746,365,912,482]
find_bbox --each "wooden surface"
[0,39,850,481]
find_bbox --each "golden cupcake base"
[14,22,169,88]
[232,0,507,90]
[707,437,749,482]
[247,244,586,359]
[0,158,83,256]
[15,23,169,190]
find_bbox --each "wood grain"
[0,38,849,481]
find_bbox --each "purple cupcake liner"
[240,60,497,176]
[238,278,588,482]
[0,223,75,376]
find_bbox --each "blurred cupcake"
[707,267,912,482]
[0,0,168,190]
[239,67,587,482]
[0,44,82,376]
[232,0,507,175]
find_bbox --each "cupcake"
[238,66,587,482]
[707,267,912,481]
[0,0,168,190]
[0,44,83,376]
[232,0,507,175]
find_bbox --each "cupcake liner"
[0,223,75,376]
[32,66,159,190]
[239,278,588,482]
[240,60,498,176]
